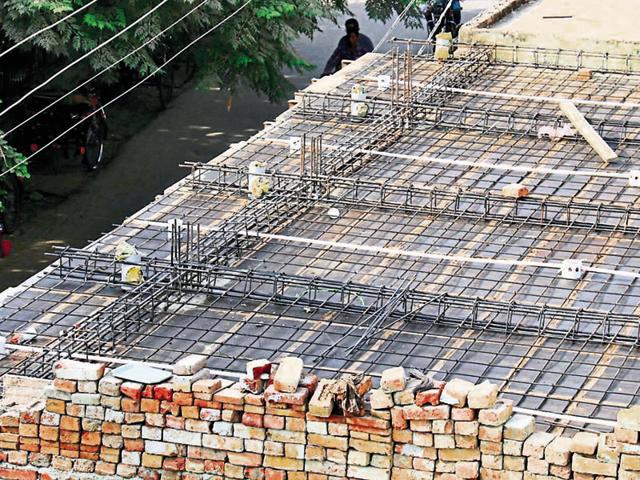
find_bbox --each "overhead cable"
[0,0,252,179]
[0,0,99,60]
[0,0,171,119]
[2,0,211,139]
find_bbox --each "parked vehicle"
[10,89,109,171]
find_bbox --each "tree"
[1,0,350,101]
[0,0,423,216]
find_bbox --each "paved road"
[0,1,491,290]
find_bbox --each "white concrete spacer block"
[351,84,368,117]
[377,75,391,90]
[289,137,301,154]
[560,259,585,280]
[629,170,640,187]
[327,208,340,219]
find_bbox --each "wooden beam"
[559,100,618,163]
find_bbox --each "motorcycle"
[13,89,109,172]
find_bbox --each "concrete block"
[380,367,406,393]
[273,357,304,393]
[54,360,105,381]
[466,381,498,409]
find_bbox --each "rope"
[243,231,640,280]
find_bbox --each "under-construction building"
[0,0,640,478]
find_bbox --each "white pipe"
[245,231,556,269]
[244,231,640,280]
[259,138,628,180]
[360,76,640,110]
[513,406,616,428]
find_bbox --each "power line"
[0,0,100,60]
[373,0,420,53]
[0,0,171,119]
[417,0,455,55]
[0,0,252,179]
[1,0,211,140]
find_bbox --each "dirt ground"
[0,1,490,291]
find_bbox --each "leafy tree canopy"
[0,0,424,202]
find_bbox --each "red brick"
[243,413,264,428]
[300,374,319,394]
[121,398,140,412]
[164,457,187,471]
[263,415,285,430]
[228,452,262,467]
[142,385,155,398]
[160,401,181,416]
[124,438,144,451]
[81,432,101,446]
[204,460,225,475]
[19,411,40,425]
[79,450,99,461]
[53,378,77,393]
[415,389,441,407]
[153,384,173,401]
[246,467,265,480]
[166,416,185,429]
[264,385,309,406]
[265,468,285,480]
[80,445,100,453]
[60,416,80,431]
[194,399,222,409]
[0,469,37,480]
[181,406,200,419]
[346,416,389,430]
[60,430,80,444]
[102,422,121,435]
[391,408,407,429]
[173,393,194,406]
[141,399,160,413]
[138,469,161,480]
[121,383,144,400]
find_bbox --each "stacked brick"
[0,359,638,480]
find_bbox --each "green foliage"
[0,0,350,100]
[0,133,28,213]
[365,0,427,28]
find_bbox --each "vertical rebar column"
[299,134,307,176]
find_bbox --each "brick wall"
[0,359,637,480]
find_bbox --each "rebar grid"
[2,45,640,426]
[10,262,640,424]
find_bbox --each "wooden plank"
[559,100,618,163]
